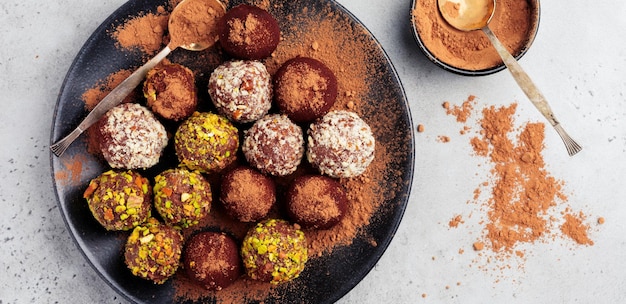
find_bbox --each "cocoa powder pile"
[441,96,598,272]
[412,0,539,71]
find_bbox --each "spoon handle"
[51,46,172,157]
[482,27,582,156]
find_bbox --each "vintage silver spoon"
[437,0,582,156]
[51,0,226,157]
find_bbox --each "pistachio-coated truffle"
[124,218,184,284]
[153,168,212,228]
[241,219,308,284]
[175,112,239,173]
[83,170,152,231]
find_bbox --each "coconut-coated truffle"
[240,219,308,284]
[307,111,375,178]
[286,175,347,229]
[83,170,152,231]
[175,112,239,173]
[143,62,197,121]
[274,57,338,123]
[153,168,212,228]
[124,218,183,284]
[242,114,304,176]
[218,4,280,60]
[219,166,276,222]
[183,231,242,290]
[98,103,168,169]
[208,60,272,123]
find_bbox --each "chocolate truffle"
[220,166,276,222]
[124,218,183,284]
[286,175,347,229]
[307,111,375,178]
[218,4,280,60]
[83,170,152,231]
[98,103,168,169]
[143,62,197,121]
[242,114,304,176]
[240,219,308,284]
[183,231,242,290]
[153,168,212,228]
[175,112,239,173]
[274,57,338,123]
[208,60,272,123]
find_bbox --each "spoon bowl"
[438,0,494,31]
[436,0,582,156]
[50,0,226,157]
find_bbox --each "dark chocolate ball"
[218,4,280,60]
[183,231,242,291]
[286,175,347,229]
[274,57,338,123]
[220,166,276,222]
[143,62,197,121]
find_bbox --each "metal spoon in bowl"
[437,0,582,156]
[51,0,226,157]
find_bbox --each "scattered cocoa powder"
[54,154,87,187]
[81,69,133,111]
[445,95,475,123]
[561,211,594,246]
[442,95,598,276]
[112,8,169,54]
[412,0,539,71]
[448,214,463,228]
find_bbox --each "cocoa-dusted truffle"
[183,231,242,291]
[83,170,152,231]
[153,168,212,228]
[307,111,375,178]
[124,218,183,284]
[286,175,347,229]
[143,62,197,121]
[242,114,304,176]
[218,4,280,60]
[98,103,168,169]
[208,60,272,123]
[274,57,338,123]
[241,219,308,284]
[220,166,276,222]
[175,112,239,173]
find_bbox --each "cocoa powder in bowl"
[411,0,540,75]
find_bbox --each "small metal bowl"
[410,0,541,76]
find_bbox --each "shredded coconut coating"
[208,60,272,123]
[99,103,168,170]
[242,114,304,176]
[307,110,375,178]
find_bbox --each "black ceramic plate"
[50,0,414,303]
